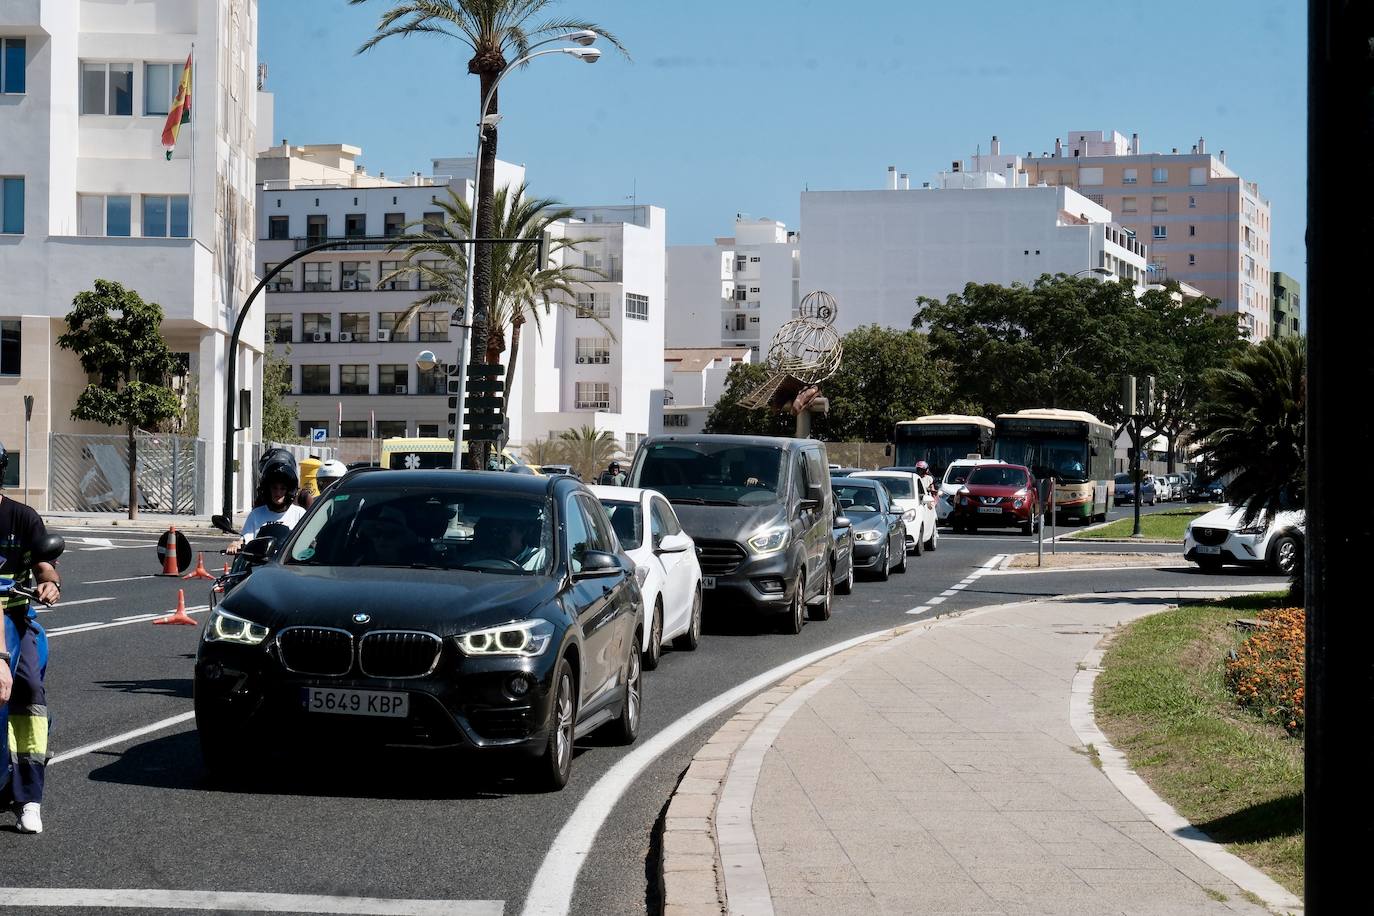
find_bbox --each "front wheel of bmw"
[531,659,577,791]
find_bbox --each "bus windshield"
[996,436,1090,483]
[893,440,980,477]
[634,442,785,507]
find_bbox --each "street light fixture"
[1073,267,1113,277]
[451,36,602,468]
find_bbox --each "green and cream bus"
[892,415,996,478]
[993,409,1115,523]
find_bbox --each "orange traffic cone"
[157,525,181,576]
[183,552,216,580]
[154,588,198,626]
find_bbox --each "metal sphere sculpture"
[797,289,838,325]
[765,318,843,386]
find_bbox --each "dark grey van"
[628,434,835,634]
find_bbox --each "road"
[1,503,1283,915]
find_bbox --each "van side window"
[804,449,826,495]
[792,452,809,503]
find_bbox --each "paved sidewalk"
[735,588,1293,915]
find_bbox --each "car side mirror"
[240,536,276,565]
[576,549,622,578]
[834,516,852,530]
[32,534,65,564]
[655,533,692,554]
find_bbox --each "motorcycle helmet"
[915,460,929,472]
[316,459,348,483]
[256,447,300,503]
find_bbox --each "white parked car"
[936,458,1005,524]
[1184,505,1305,576]
[590,485,704,670]
[852,470,938,554]
[1152,475,1174,502]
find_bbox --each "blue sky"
[261,0,1306,285]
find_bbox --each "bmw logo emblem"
[352,613,371,624]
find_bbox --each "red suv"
[949,463,1041,534]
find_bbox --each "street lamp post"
[453,37,600,469]
[1120,374,1154,538]
[1073,267,1113,278]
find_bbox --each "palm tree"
[521,434,563,467]
[557,425,620,481]
[1194,336,1306,526]
[380,183,606,414]
[351,0,625,372]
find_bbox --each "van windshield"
[634,442,785,506]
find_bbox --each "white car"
[851,470,938,554]
[1154,475,1177,502]
[1184,505,1305,576]
[936,459,1004,524]
[590,485,703,670]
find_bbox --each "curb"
[45,517,230,536]
[1062,536,1183,545]
[660,586,1297,915]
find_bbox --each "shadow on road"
[93,677,193,699]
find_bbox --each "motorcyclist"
[597,461,627,487]
[915,460,936,506]
[227,449,306,555]
[314,459,348,496]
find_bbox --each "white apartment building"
[665,217,799,359]
[0,0,260,512]
[256,144,666,456]
[800,165,1148,333]
[654,346,752,436]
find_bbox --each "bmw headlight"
[204,608,270,645]
[853,530,882,543]
[455,619,555,657]
[746,525,790,556]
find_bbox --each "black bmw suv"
[194,470,644,790]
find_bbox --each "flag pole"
[187,43,195,242]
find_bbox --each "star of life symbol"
[404,453,422,469]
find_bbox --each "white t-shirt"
[241,503,306,542]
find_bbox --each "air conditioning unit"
[576,356,588,364]
[312,332,328,342]
[375,329,392,342]
[394,384,408,395]
[338,332,354,343]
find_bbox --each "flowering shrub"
[1224,607,1305,735]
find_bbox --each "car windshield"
[968,467,1026,487]
[285,486,553,575]
[635,442,785,506]
[867,476,913,498]
[943,464,976,486]
[832,484,882,516]
[1114,473,1133,485]
[600,500,642,550]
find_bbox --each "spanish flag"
[161,52,192,160]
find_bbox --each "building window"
[378,364,408,391]
[576,292,610,318]
[81,61,133,115]
[0,319,20,375]
[340,420,369,438]
[1152,225,1167,239]
[1,37,26,95]
[664,413,689,428]
[384,213,405,237]
[378,311,407,341]
[1189,167,1207,186]
[341,261,372,291]
[735,255,747,271]
[141,195,189,237]
[1078,167,1103,186]
[344,213,366,238]
[265,263,295,292]
[339,312,370,339]
[417,423,439,438]
[1151,196,1167,213]
[416,259,445,291]
[575,382,611,410]
[423,211,444,235]
[300,365,331,394]
[268,215,289,239]
[1120,197,1137,213]
[416,365,445,395]
[734,286,747,301]
[625,293,649,321]
[265,313,293,344]
[1121,168,1137,184]
[378,260,409,291]
[0,177,22,234]
[1188,225,1196,237]
[376,420,407,438]
[1151,167,1167,183]
[1188,196,1197,209]
[303,263,333,292]
[1188,253,1196,266]
[417,311,447,342]
[306,214,327,243]
[576,337,611,364]
[299,420,326,438]
[302,313,332,342]
[143,61,186,116]
[339,364,369,395]
[77,194,132,237]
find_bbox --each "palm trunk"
[472,70,500,469]
[503,316,524,416]
[126,423,138,520]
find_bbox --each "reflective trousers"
[1,612,48,806]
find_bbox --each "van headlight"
[204,608,270,645]
[455,619,555,657]
[746,525,790,556]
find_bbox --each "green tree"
[557,425,620,480]
[818,326,953,441]
[352,0,625,382]
[57,279,182,520]
[261,345,300,443]
[915,275,1139,420]
[703,363,796,437]
[521,434,563,467]
[1193,337,1306,526]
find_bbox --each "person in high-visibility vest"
[1,443,61,835]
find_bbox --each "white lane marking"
[519,628,896,916]
[34,597,116,612]
[45,605,208,637]
[83,574,157,584]
[939,589,957,597]
[905,605,932,616]
[49,712,199,765]
[987,563,1191,576]
[927,596,946,605]
[0,888,502,915]
[907,553,1005,615]
[949,583,968,591]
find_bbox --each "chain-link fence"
[49,432,206,514]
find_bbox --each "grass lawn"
[1095,592,1303,896]
[1069,505,1215,541]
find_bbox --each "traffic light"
[1138,376,1155,416]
